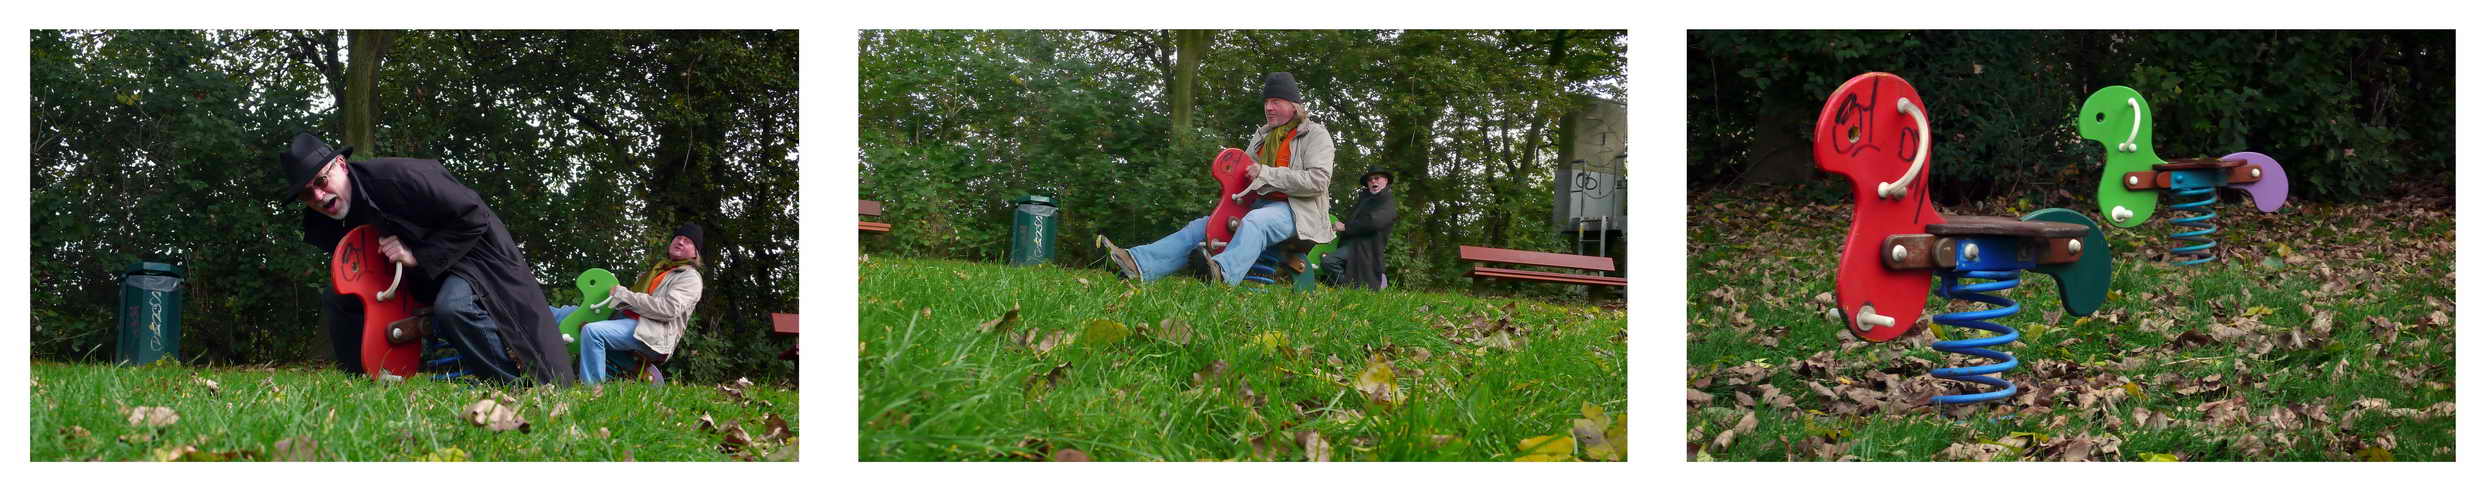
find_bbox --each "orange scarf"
[1254,118,1301,200]
[624,258,693,319]
[1257,119,1299,169]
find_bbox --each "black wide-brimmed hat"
[1360,168,1394,185]
[274,132,352,200]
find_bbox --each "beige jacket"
[1240,117,1337,244]
[611,265,702,356]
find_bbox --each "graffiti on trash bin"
[147,290,166,352]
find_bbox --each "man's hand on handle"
[377,235,418,267]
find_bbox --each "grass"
[1686,188,2455,461]
[28,362,799,461]
[857,255,1629,461]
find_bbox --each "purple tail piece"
[2223,151,2288,213]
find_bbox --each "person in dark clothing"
[278,132,573,386]
[1322,169,1397,290]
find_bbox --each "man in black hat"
[278,132,573,386]
[1096,72,1336,285]
[1322,168,1397,290]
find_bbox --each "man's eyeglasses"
[299,161,339,201]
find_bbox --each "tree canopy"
[1689,30,2453,202]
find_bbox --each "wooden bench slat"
[860,222,892,233]
[1469,266,1629,287]
[1458,245,1616,272]
[771,313,799,360]
[859,200,885,217]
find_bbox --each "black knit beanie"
[1262,72,1302,104]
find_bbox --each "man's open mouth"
[322,197,339,213]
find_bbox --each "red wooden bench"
[860,200,891,233]
[1459,245,1626,294]
[772,312,799,360]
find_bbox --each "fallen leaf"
[1026,361,1073,397]
[1575,402,1627,461]
[1155,318,1194,346]
[1296,430,1333,462]
[1939,442,2009,461]
[418,447,469,462]
[1083,319,1132,346]
[977,305,1021,334]
[462,399,530,432]
[760,413,794,443]
[1249,331,1288,353]
[153,445,253,462]
[273,435,322,461]
[1354,354,1399,407]
[1191,359,1230,388]
[763,437,799,462]
[2356,447,2394,462]
[1050,448,1091,462]
[719,421,754,454]
[127,406,179,427]
[1514,435,1577,461]
[1028,330,1074,355]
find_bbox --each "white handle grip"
[2120,97,2143,153]
[1855,304,1897,328]
[591,294,621,310]
[1876,98,1930,199]
[376,262,404,302]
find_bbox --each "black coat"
[1334,186,1397,289]
[302,158,574,386]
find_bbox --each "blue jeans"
[549,305,648,385]
[435,276,521,382]
[1129,200,1295,285]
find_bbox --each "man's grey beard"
[320,195,350,219]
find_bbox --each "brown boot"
[1197,247,1228,286]
[1095,235,1142,280]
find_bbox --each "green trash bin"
[1009,195,1059,266]
[115,261,185,366]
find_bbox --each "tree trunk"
[343,30,395,153]
[1171,30,1208,147]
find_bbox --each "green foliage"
[859,30,1628,292]
[1689,30,2452,202]
[30,30,799,384]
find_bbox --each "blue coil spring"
[1243,249,1285,286]
[2166,183,2221,266]
[1928,267,2024,404]
[423,340,471,380]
